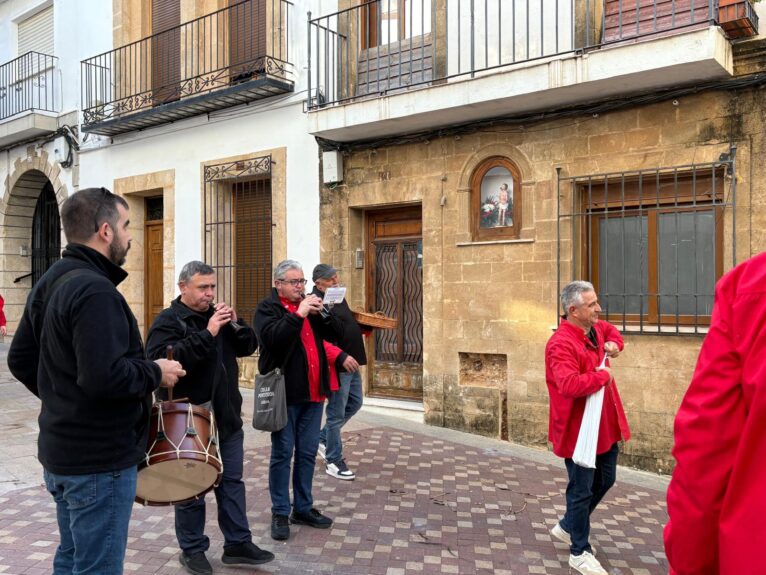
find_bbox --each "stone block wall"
[319,87,766,474]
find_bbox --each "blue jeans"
[269,402,323,516]
[319,370,363,464]
[175,429,251,555]
[561,443,619,556]
[44,466,137,575]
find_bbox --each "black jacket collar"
[171,296,213,321]
[62,244,128,286]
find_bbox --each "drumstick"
[166,345,174,402]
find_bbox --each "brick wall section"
[319,87,766,474]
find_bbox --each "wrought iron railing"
[81,0,292,126]
[0,52,59,121]
[308,0,720,109]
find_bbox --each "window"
[567,164,732,332]
[204,156,273,324]
[18,5,54,56]
[470,156,522,241]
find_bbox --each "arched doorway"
[32,181,61,285]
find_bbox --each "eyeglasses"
[277,278,307,287]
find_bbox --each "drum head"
[135,459,219,505]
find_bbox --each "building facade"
[0,0,111,330]
[307,0,766,472]
[72,1,341,388]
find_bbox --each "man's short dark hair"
[178,261,215,283]
[61,188,129,244]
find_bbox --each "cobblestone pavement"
[0,344,669,574]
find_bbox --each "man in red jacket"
[545,281,630,575]
[665,253,766,575]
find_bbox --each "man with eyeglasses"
[255,260,339,541]
[8,188,185,574]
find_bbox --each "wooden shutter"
[233,177,272,324]
[151,0,181,104]
[229,0,267,82]
[18,5,54,55]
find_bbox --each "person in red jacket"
[0,294,6,336]
[545,280,630,575]
[665,253,766,575]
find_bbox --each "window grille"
[204,155,273,326]
[556,148,737,335]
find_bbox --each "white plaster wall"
[78,98,320,286]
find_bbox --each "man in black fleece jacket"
[8,188,184,575]
[255,259,340,541]
[146,261,273,574]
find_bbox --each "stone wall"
[319,87,766,474]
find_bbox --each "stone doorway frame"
[0,150,68,332]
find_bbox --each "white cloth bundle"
[572,354,608,469]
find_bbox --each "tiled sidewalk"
[0,425,667,574]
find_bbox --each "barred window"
[204,156,273,326]
[558,155,736,334]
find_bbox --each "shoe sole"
[317,446,327,461]
[221,555,275,566]
[270,530,289,541]
[568,561,607,575]
[290,516,333,529]
[179,555,212,575]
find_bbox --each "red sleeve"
[547,340,610,398]
[322,341,341,392]
[0,295,6,327]
[323,341,342,364]
[664,276,745,575]
[600,321,624,351]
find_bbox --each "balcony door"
[152,0,181,105]
[358,0,433,96]
[229,0,267,83]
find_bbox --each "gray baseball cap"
[312,263,338,282]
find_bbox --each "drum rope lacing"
[143,403,224,470]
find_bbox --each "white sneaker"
[326,460,355,481]
[569,551,607,575]
[551,523,597,556]
[317,442,327,461]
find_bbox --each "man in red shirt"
[545,281,630,575]
[255,260,346,542]
[665,253,766,575]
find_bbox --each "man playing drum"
[146,261,274,575]
[8,188,185,575]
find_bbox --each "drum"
[135,401,223,506]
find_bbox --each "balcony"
[307,0,739,142]
[81,0,294,137]
[0,52,59,148]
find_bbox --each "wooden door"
[365,206,423,400]
[144,202,164,334]
[151,0,180,105]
